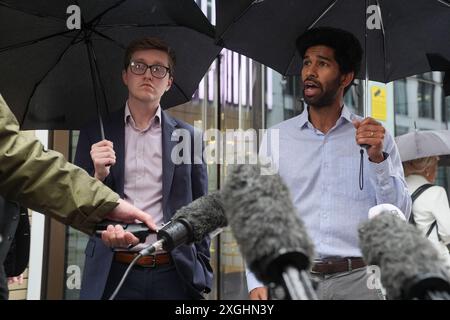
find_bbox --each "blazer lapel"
[161,111,178,220]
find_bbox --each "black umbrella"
[216,0,450,82]
[0,0,222,133]
[427,54,450,97]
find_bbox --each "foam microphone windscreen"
[172,191,227,242]
[221,164,315,283]
[359,213,450,299]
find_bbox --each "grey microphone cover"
[172,191,227,242]
[359,213,450,299]
[221,164,315,282]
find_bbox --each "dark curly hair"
[296,27,363,93]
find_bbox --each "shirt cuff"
[246,268,264,292]
[368,152,393,188]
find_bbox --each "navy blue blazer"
[74,108,212,299]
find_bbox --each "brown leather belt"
[311,257,366,275]
[114,252,173,268]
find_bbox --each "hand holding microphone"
[97,199,157,249]
[100,192,227,300]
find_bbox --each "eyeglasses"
[129,61,170,78]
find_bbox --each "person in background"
[403,156,450,267]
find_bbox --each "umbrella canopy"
[215,0,450,82]
[427,53,450,96]
[0,0,222,130]
[395,130,450,165]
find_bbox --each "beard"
[303,75,341,109]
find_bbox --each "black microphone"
[139,191,227,256]
[221,164,317,300]
[358,212,450,300]
[106,192,227,300]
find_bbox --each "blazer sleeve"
[190,127,213,291]
[0,95,119,235]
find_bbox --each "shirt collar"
[124,101,161,130]
[298,104,355,129]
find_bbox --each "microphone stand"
[259,252,318,300]
[281,267,318,300]
[268,267,318,300]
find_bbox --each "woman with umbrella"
[397,130,450,268]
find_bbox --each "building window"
[395,125,409,136]
[417,81,435,119]
[394,79,408,115]
[444,96,450,126]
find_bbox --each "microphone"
[107,192,226,300]
[139,191,227,256]
[358,212,450,300]
[221,164,317,300]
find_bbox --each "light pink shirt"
[123,102,164,251]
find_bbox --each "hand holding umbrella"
[353,117,386,163]
[91,140,116,181]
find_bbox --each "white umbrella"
[395,130,450,163]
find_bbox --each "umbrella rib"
[284,0,339,75]
[0,30,74,53]
[87,0,127,26]
[0,2,65,22]
[306,0,340,30]
[97,23,184,28]
[216,0,264,43]
[21,32,82,126]
[436,0,450,7]
[91,30,126,50]
[172,82,190,102]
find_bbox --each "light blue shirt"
[247,105,412,291]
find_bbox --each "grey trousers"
[310,267,385,300]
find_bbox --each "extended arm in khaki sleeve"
[0,95,119,234]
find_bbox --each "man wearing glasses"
[74,37,211,300]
